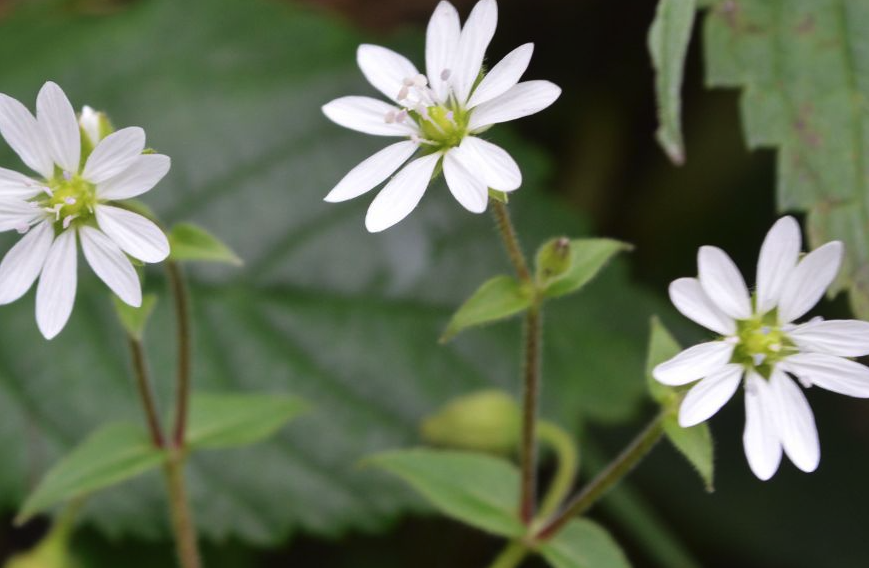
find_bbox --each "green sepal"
[540,239,632,299]
[535,237,572,287]
[421,390,521,455]
[537,519,632,568]
[168,223,243,266]
[489,188,509,204]
[112,294,158,341]
[440,275,532,342]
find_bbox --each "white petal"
[0,93,53,178]
[322,96,417,137]
[678,364,743,427]
[325,141,417,203]
[82,127,146,184]
[0,220,53,304]
[777,241,843,323]
[95,205,169,263]
[743,374,783,481]
[0,200,44,232]
[459,136,521,191]
[35,228,77,340]
[788,319,869,357]
[780,352,869,398]
[365,153,440,233]
[443,149,488,213]
[357,44,421,103]
[467,43,534,109]
[0,168,42,199]
[426,1,461,102]
[468,81,561,131]
[79,226,141,307]
[453,0,498,103]
[756,216,801,314]
[652,340,734,386]
[769,370,820,473]
[96,154,171,201]
[698,246,752,320]
[668,277,736,336]
[36,82,81,174]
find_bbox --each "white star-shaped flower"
[653,216,869,480]
[321,0,561,232]
[0,81,171,339]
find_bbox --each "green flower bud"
[421,390,521,455]
[535,237,572,285]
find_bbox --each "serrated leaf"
[440,275,531,342]
[112,294,158,341]
[542,239,632,299]
[17,424,165,524]
[367,449,525,538]
[168,223,242,266]
[186,392,307,450]
[645,317,682,404]
[538,519,632,568]
[662,414,714,491]
[702,0,869,317]
[648,0,696,165]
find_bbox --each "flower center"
[731,312,796,378]
[386,73,470,151]
[40,172,97,229]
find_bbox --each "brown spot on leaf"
[794,105,822,148]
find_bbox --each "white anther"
[440,69,451,81]
[752,354,766,366]
[62,215,77,229]
[415,104,430,120]
[395,110,408,123]
[397,85,410,101]
[769,343,781,352]
[412,74,428,87]
[42,186,54,197]
[14,222,30,235]
[384,110,397,124]
[64,197,76,205]
[62,171,72,181]
[403,76,416,86]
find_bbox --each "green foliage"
[440,276,531,342]
[541,239,632,299]
[17,424,166,524]
[702,0,869,317]
[186,392,307,450]
[168,223,242,266]
[649,0,696,165]
[537,519,632,568]
[112,294,158,341]
[644,318,714,490]
[420,390,521,454]
[367,449,525,538]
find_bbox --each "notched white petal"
[788,319,869,357]
[325,141,417,203]
[698,246,752,320]
[443,149,488,214]
[36,81,81,174]
[652,340,734,386]
[678,364,743,427]
[756,216,801,314]
[668,277,736,336]
[468,81,561,131]
[453,0,498,103]
[743,374,783,481]
[426,1,461,102]
[82,127,146,184]
[357,44,421,103]
[322,97,417,137]
[96,154,171,201]
[467,43,534,109]
[0,220,53,304]
[365,153,440,233]
[0,93,53,178]
[35,229,77,340]
[80,226,141,307]
[769,370,820,473]
[95,205,170,263]
[778,241,844,324]
[459,136,521,191]
[780,352,869,398]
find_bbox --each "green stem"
[487,541,529,568]
[491,201,531,284]
[519,303,542,524]
[537,413,665,540]
[536,421,579,522]
[164,451,202,568]
[127,336,165,448]
[166,260,192,448]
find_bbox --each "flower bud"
[535,237,572,285]
[78,105,115,161]
[421,390,521,454]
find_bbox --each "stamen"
[65,197,76,205]
[445,111,455,123]
[384,110,397,124]
[769,343,781,352]
[397,85,410,101]
[62,171,72,181]
[440,69,451,81]
[752,354,766,366]
[412,74,428,88]
[395,110,408,124]
[62,215,77,229]
[415,104,430,121]
[42,186,54,198]
[14,222,30,235]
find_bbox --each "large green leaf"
[538,519,632,568]
[702,0,869,316]
[0,0,669,546]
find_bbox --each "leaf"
[186,392,308,450]
[542,239,632,299]
[440,275,531,342]
[702,0,869,317]
[538,519,632,568]
[168,223,242,266]
[366,449,525,538]
[0,0,673,545]
[648,0,696,165]
[17,423,165,524]
[643,318,714,490]
[112,294,158,341]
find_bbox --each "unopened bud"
[78,105,115,161]
[421,390,521,455]
[535,237,572,285]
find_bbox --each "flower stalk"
[127,336,165,448]
[167,260,193,448]
[164,451,202,568]
[487,541,529,568]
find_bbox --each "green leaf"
[186,392,308,450]
[643,318,714,490]
[168,223,242,266]
[702,0,869,317]
[542,239,632,299]
[367,449,525,538]
[440,275,531,342]
[648,0,696,165]
[17,423,165,524]
[112,294,158,341]
[538,519,632,568]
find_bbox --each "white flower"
[321,0,561,232]
[0,81,171,339]
[653,216,869,480]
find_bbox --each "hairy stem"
[127,336,165,448]
[166,261,192,448]
[537,413,665,539]
[487,541,529,568]
[491,201,531,284]
[164,452,202,568]
[519,304,542,523]
[536,421,579,522]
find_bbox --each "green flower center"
[41,173,97,226]
[416,105,469,151]
[731,310,796,378]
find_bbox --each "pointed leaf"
[645,316,683,404]
[112,294,157,341]
[17,423,166,523]
[186,392,308,450]
[662,414,714,492]
[538,519,632,568]
[542,239,632,299]
[366,449,525,538]
[441,275,531,342]
[168,223,242,266]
